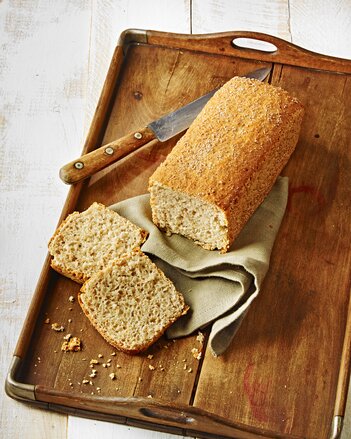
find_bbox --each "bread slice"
[149,76,304,252]
[78,249,189,354]
[48,202,148,283]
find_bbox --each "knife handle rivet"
[74,161,84,170]
[104,147,114,155]
[134,132,143,140]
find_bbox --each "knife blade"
[60,66,271,184]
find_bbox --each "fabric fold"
[110,176,288,355]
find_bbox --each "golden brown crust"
[149,76,304,251]
[50,259,87,284]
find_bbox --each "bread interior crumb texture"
[79,250,188,353]
[150,183,228,250]
[48,202,147,283]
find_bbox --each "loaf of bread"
[78,249,189,354]
[48,202,148,283]
[149,76,304,252]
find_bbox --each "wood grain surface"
[1,1,351,439]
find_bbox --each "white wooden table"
[1,1,350,438]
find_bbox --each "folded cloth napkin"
[110,176,288,356]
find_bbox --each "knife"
[59,66,271,184]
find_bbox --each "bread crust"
[149,76,304,251]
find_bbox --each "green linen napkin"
[110,176,288,356]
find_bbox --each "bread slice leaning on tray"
[48,202,148,284]
[78,249,189,354]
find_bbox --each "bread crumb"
[111,352,116,356]
[68,296,75,303]
[183,364,187,370]
[44,318,50,324]
[147,395,153,398]
[51,323,64,332]
[138,377,142,382]
[98,354,103,358]
[147,354,154,359]
[109,373,116,380]
[148,365,155,371]
[68,319,72,323]
[61,336,81,352]
[90,359,99,365]
[89,369,97,378]
[116,364,121,369]
[107,359,112,363]
[63,333,72,341]
[196,331,205,344]
[188,368,193,373]
[82,379,89,384]
[191,348,202,360]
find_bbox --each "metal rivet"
[104,147,114,155]
[134,132,143,140]
[74,162,84,170]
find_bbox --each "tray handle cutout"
[231,37,278,53]
[139,406,195,425]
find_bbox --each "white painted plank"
[84,0,191,136]
[0,0,91,438]
[68,417,186,439]
[290,0,351,58]
[192,0,292,41]
[68,2,190,438]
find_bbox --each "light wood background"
[1,1,350,438]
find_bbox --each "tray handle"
[34,386,301,439]
[145,30,351,74]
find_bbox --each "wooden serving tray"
[6,30,351,439]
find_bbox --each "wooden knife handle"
[59,126,156,184]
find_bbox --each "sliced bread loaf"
[78,249,189,354]
[48,202,148,283]
[149,76,304,252]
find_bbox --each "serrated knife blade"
[148,66,271,142]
